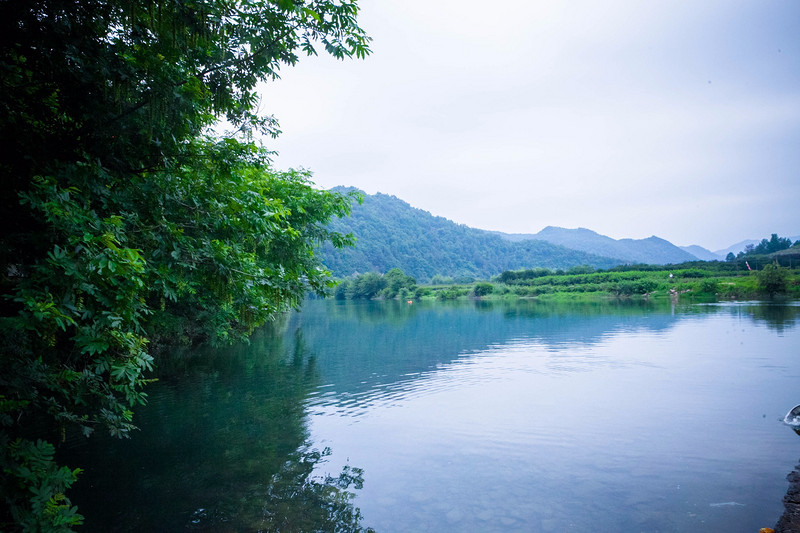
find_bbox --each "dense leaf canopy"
[0,0,369,529]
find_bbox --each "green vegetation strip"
[335,263,800,302]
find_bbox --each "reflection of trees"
[255,446,369,533]
[59,327,372,532]
[744,304,800,333]
[293,299,684,398]
[328,299,420,326]
[326,297,677,327]
[494,298,672,320]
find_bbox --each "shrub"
[758,264,789,297]
[473,283,494,297]
[698,279,719,294]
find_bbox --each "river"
[64,299,800,532]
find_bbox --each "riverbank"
[417,267,800,303]
[776,462,800,532]
[332,264,800,303]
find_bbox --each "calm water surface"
[65,299,800,532]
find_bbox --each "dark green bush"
[473,283,494,297]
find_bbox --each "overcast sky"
[258,0,800,252]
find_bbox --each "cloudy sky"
[259,0,800,252]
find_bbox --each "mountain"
[495,226,697,265]
[679,245,722,261]
[318,191,623,281]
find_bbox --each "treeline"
[495,262,798,299]
[333,259,799,302]
[497,268,716,297]
[729,233,799,260]
[333,270,496,301]
[331,233,800,302]
[334,268,419,300]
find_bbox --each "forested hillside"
[318,190,622,281]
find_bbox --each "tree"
[0,0,370,529]
[382,268,417,299]
[350,272,386,299]
[473,282,494,297]
[726,252,736,262]
[334,280,352,300]
[754,234,793,255]
[758,263,789,297]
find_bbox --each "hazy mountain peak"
[527,227,695,264]
[323,189,794,271]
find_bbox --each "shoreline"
[776,462,800,532]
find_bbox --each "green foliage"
[334,268,418,300]
[758,263,789,297]
[1,141,358,531]
[473,283,495,297]
[732,235,798,271]
[1,439,84,532]
[611,279,658,296]
[334,280,352,300]
[697,279,720,294]
[674,268,709,278]
[0,0,369,528]
[491,263,800,301]
[567,265,596,275]
[414,286,432,299]
[382,268,417,299]
[437,286,470,300]
[498,268,554,284]
[430,274,454,285]
[753,234,794,255]
[349,272,387,300]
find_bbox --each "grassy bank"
[418,267,800,302]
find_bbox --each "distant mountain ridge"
[317,189,796,281]
[493,226,698,265]
[679,245,722,261]
[318,191,622,281]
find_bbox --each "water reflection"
[61,325,372,532]
[296,299,800,532]
[695,301,800,333]
[290,299,684,415]
[743,302,800,333]
[291,299,800,417]
[60,299,800,532]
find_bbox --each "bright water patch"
[299,300,800,532]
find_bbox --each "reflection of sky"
[303,301,800,532]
